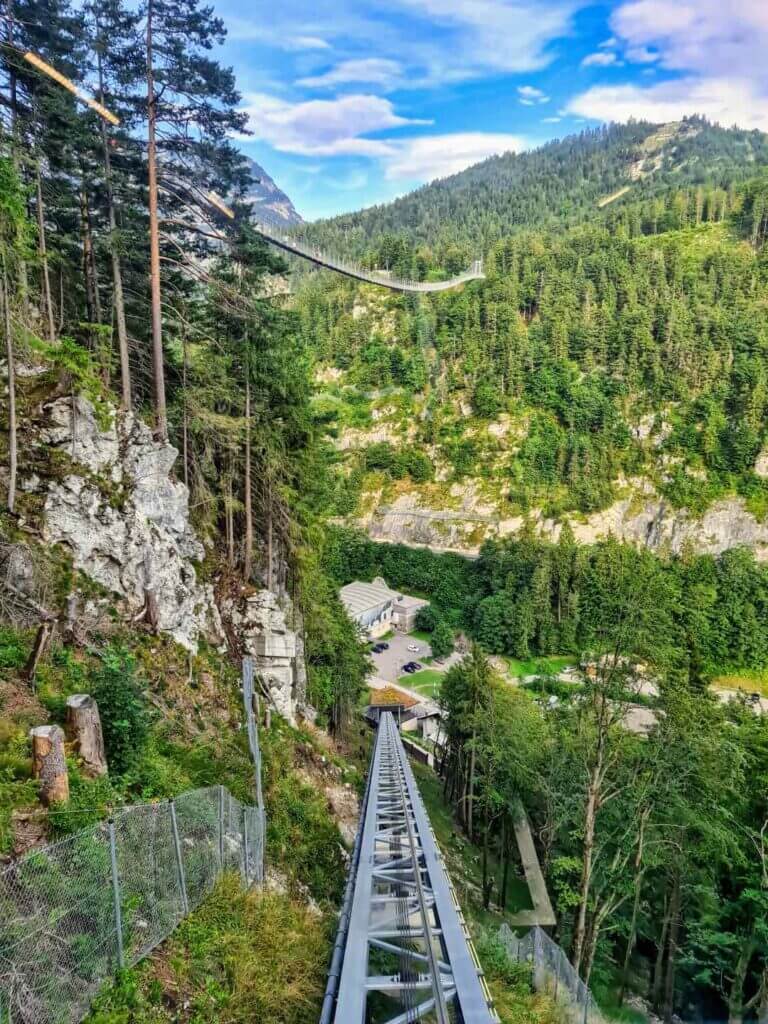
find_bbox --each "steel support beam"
[331,711,496,1023]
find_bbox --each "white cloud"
[297,59,402,90]
[383,132,527,181]
[232,0,585,87]
[598,36,618,49]
[391,0,580,78]
[241,93,430,157]
[224,19,330,50]
[612,0,768,78]
[518,84,549,105]
[567,76,768,132]
[289,36,331,51]
[581,51,620,67]
[568,0,768,134]
[542,116,562,123]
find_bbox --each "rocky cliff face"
[361,477,768,561]
[40,395,220,652]
[222,589,308,726]
[14,394,307,722]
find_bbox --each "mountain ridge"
[245,156,303,227]
[298,118,768,261]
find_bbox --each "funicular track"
[322,711,497,1023]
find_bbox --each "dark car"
[411,662,422,671]
[378,642,390,650]
[402,662,417,673]
[371,643,385,653]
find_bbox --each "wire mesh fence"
[498,924,606,1024]
[0,785,264,1024]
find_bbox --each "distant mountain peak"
[244,157,302,228]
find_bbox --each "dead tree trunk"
[95,30,131,410]
[2,256,16,513]
[66,694,107,777]
[30,725,69,805]
[34,158,56,342]
[24,620,53,682]
[181,328,189,487]
[146,0,168,440]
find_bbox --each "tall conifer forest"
[0,4,767,1022]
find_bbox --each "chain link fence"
[0,785,264,1024]
[499,924,606,1024]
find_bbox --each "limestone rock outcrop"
[360,479,768,561]
[40,396,222,652]
[222,589,308,725]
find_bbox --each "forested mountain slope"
[299,171,768,559]
[299,118,768,269]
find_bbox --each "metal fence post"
[218,784,225,871]
[242,808,251,884]
[108,819,125,969]
[169,800,189,916]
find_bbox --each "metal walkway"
[321,711,497,1023]
[252,212,485,293]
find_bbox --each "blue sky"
[211,0,768,221]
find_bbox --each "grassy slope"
[88,876,330,1024]
[0,621,556,1022]
[401,667,444,696]
[504,655,575,679]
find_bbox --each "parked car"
[402,662,417,673]
[378,642,390,650]
[407,644,420,652]
[411,662,422,671]
[371,643,385,653]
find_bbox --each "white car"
[407,644,420,652]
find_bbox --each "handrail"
[253,217,485,293]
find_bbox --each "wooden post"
[30,725,69,805]
[66,694,107,777]
[23,620,54,684]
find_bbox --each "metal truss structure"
[327,711,497,1024]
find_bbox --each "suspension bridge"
[252,209,485,293]
[321,710,497,1024]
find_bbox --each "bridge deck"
[253,220,484,293]
[326,711,497,1023]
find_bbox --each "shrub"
[90,647,150,776]
[415,605,438,632]
[430,619,455,659]
[0,628,28,670]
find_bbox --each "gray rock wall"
[40,396,221,652]
[361,480,768,561]
[222,589,308,725]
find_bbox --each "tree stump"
[66,694,107,777]
[30,725,69,805]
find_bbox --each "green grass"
[711,667,768,698]
[409,629,432,644]
[400,668,443,697]
[87,875,331,1024]
[504,655,575,679]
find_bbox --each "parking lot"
[370,632,434,682]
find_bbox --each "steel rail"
[330,710,496,1023]
[384,712,451,1023]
